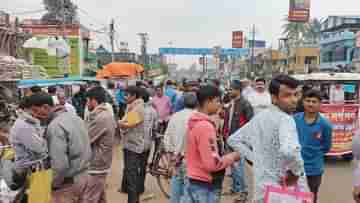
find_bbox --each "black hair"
[30,86,42,93]
[269,74,299,96]
[255,77,266,84]
[136,81,143,87]
[126,86,141,99]
[27,92,54,107]
[166,80,173,86]
[86,86,107,104]
[148,80,153,86]
[19,96,31,109]
[107,82,115,89]
[140,88,150,103]
[48,86,57,94]
[212,79,220,87]
[196,85,221,107]
[183,93,198,109]
[303,89,322,101]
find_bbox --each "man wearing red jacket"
[185,85,240,203]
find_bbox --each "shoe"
[140,193,155,201]
[234,191,248,203]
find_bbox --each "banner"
[232,31,244,48]
[288,0,310,22]
[320,104,359,156]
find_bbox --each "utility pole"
[61,0,69,77]
[110,19,115,62]
[138,33,148,65]
[250,24,256,75]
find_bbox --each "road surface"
[107,144,356,203]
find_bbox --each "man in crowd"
[164,93,198,203]
[48,86,59,105]
[247,77,272,115]
[85,86,117,203]
[119,86,151,203]
[115,83,128,119]
[173,81,198,113]
[184,85,240,203]
[222,80,254,203]
[72,85,88,118]
[47,91,92,203]
[152,85,172,134]
[9,93,49,190]
[57,91,76,114]
[294,89,333,203]
[165,80,178,110]
[228,74,307,203]
[240,78,254,99]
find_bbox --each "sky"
[2,0,360,68]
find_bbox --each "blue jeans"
[185,179,216,203]
[213,175,225,203]
[231,158,248,193]
[170,163,186,203]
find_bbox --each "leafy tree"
[42,0,78,24]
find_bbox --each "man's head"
[48,86,57,95]
[125,86,141,104]
[183,93,198,109]
[196,85,221,115]
[230,80,242,98]
[184,80,199,93]
[86,86,107,111]
[255,78,266,93]
[27,92,54,120]
[140,88,150,103]
[30,86,42,95]
[269,74,299,114]
[155,85,164,97]
[57,92,67,106]
[107,81,115,90]
[303,89,322,114]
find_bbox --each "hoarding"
[247,40,266,48]
[232,31,244,48]
[321,104,359,156]
[288,0,310,22]
[159,48,249,56]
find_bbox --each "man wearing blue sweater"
[294,89,333,203]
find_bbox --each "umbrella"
[96,63,144,79]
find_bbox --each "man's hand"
[353,186,360,203]
[280,170,299,187]
[118,121,129,129]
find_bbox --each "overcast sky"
[2,0,360,68]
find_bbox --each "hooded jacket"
[185,112,238,183]
[10,110,48,169]
[86,103,116,174]
[46,107,92,188]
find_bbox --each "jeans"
[170,163,186,203]
[213,174,225,203]
[121,149,149,203]
[185,179,216,203]
[231,158,248,193]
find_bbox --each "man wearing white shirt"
[57,92,76,115]
[247,78,272,115]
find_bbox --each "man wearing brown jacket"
[85,86,117,203]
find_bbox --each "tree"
[282,17,322,46]
[42,0,78,24]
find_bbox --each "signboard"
[159,48,249,56]
[288,0,310,22]
[321,104,359,156]
[247,40,266,48]
[232,31,244,48]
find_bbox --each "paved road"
[107,144,356,203]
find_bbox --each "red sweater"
[185,112,239,183]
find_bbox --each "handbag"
[27,167,53,203]
[264,183,313,203]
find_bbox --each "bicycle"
[147,132,172,199]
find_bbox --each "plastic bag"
[27,169,53,203]
[264,184,313,203]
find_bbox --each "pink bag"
[264,184,314,203]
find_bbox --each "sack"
[264,184,313,203]
[126,111,142,125]
[27,169,53,203]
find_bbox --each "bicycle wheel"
[155,151,171,198]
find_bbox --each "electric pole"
[110,19,115,62]
[250,24,256,74]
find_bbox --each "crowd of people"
[7,74,360,203]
